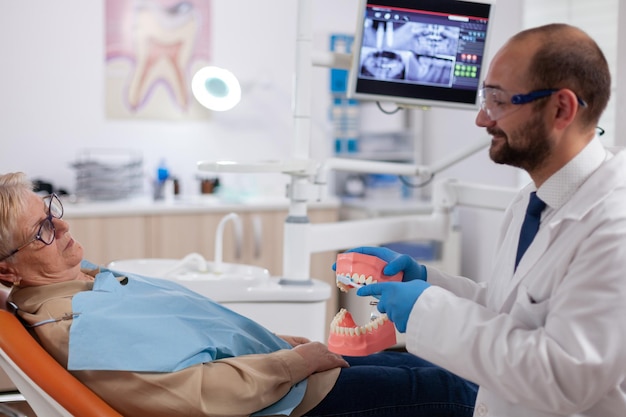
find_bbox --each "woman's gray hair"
[0,172,34,262]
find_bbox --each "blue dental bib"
[69,261,306,416]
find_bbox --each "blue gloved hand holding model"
[357,279,430,333]
[340,246,430,333]
[342,246,427,282]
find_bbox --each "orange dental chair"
[0,291,121,416]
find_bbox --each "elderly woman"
[0,172,477,417]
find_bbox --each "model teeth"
[330,308,389,336]
[336,272,377,292]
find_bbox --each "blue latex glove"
[357,280,430,333]
[339,246,427,282]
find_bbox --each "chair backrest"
[0,309,122,417]
[0,286,18,392]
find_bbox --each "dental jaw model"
[328,253,403,356]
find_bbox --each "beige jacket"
[9,273,339,417]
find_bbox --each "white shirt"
[405,139,626,417]
[538,137,609,223]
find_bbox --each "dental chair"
[0,287,121,417]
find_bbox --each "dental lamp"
[197,0,516,285]
[191,66,242,112]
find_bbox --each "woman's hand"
[293,342,349,374]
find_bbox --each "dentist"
[355,23,626,417]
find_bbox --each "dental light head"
[192,66,242,111]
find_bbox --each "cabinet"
[68,216,149,264]
[148,211,287,275]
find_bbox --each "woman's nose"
[53,217,70,234]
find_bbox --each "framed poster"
[105,0,212,119]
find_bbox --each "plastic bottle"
[154,159,171,200]
[157,159,170,183]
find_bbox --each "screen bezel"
[347,0,496,110]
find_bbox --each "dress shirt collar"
[537,137,609,211]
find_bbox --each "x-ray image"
[359,47,408,80]
[357,18,458,85]
[361,18,395,50]
[406,55,453,86]
[409,23,460,57]
[402,23,458,86]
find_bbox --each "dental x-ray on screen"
[348,0,495,110]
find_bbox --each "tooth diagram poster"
[105,0,212,120]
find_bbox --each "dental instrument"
[337,275,363,288]
[336,275,379,299]
[336,274,363,288]
[336,274,381,298]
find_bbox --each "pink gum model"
[328,252,403,356]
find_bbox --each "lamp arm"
[314,137,492,185]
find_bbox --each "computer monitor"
[347,0,495,110]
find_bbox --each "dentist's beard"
[488,112,553,173]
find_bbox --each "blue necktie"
[515,192,546,270]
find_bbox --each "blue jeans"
[305,351,478,417]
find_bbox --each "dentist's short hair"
[511,23,611,128]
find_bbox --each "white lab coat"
[405,150,626,416]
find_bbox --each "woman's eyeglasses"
[0,194,64,262]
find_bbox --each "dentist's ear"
[553,88,580,129]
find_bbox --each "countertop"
[62,195,341,218]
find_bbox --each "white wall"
[523,0,619,147]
